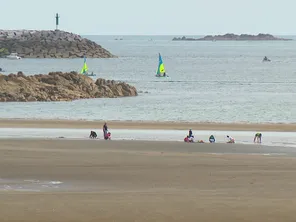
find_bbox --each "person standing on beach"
[254,133,262,143]
[189,129,193,138]
[103,122,108,138]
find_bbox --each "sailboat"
[80,57,96,77]
[155,53,168,77]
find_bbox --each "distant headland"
[0,30,116,58]
[172,33,293,41]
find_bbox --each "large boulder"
[0,72,137,102]
[0,30,116,58]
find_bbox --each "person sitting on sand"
[226,135,235,143]
[254,132,262,143]
[184,136,189,142]
[184,135,194,143]
[209,135,215,143]
[106,132,111,140]
[188,135,194,143]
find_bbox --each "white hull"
[6,53,21,60]
[155,74,169,78]
[6,57,21,60]
[84,74,96,77]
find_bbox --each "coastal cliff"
[0,30,115,58]
[0,72,137,102]
[173,33,292,41]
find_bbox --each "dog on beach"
[89,131,97,139]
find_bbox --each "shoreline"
[0,118,296,131]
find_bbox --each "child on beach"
[226,135,235,143]
[254,133,262,143]
[105,132,111,140]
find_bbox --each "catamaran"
[155,53,168,77]
[80,57,96,77]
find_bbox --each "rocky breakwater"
[0,72,137,102]
[0,30,115,58]
[173,33,293,41]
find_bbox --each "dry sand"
[0,118,296,131]
[0,139,296,222]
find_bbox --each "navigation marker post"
[55,13,60,30]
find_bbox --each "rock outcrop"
[0,30,115,58]
[173,33,292,41]
[0,72,137,102]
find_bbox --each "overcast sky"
[1,0,295,35]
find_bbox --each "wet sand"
[1,139,296,221]
[0,118,296,131]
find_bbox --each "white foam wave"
[49,181,63,185]
[0,179,64,192]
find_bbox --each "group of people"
[184,130,217,143]
[89,122,111,140]
[184,130,262,144]
[90,125,262,144]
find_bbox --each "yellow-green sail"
[157,53,166,76]
[80,57,88,74]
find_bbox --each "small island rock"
[173,33,292,41]
[0,72,137,102]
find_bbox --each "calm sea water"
[1,35,296,123]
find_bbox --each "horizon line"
[81,33,296,36]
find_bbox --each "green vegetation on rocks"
[0,48,9,58]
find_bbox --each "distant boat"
[263,56,271,62]
[80,57,96,77]
[155,53,168,77]
[6,53,21,60]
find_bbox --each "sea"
[1,35,296,123]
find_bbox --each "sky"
[1,0,296,35]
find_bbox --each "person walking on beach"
[254,132,262,143]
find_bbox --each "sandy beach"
[0,119,296,131]
[1,139,296,221]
